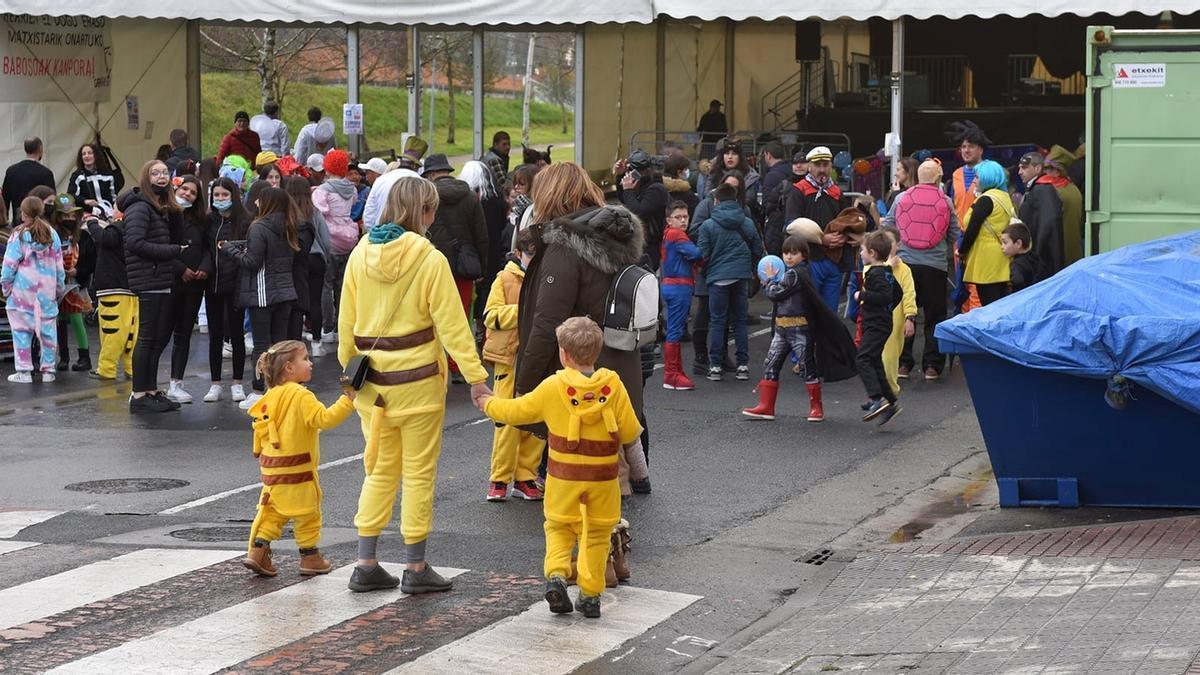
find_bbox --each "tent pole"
[889,17,905,182]
[473,28,484,159]
[724,20,734,131]
[347,23,360,157]
[574,28,584,165]
[408,26,421,138]
[186,20,202,154]
[656,18,666,144]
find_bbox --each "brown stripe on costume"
[548,433,618,457]
[261,471,314,485]
[354,328,436,351]
[366,362,440,386]
[547,459,619,481]
[258,453,312,468]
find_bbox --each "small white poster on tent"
[343,103,363,135]
[0,14,112,103]
[1113,63,1166,88]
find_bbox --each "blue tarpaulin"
[936,231,1200,415]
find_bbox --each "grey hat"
[421,153,454,175]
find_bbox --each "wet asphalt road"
[0,306,980,671]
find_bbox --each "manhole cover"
[64,478,190,494]
[169,526,292,543]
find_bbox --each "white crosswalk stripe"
[0,509,63,538]
[0,548,240,631]
[388,586,702,674]
[2,542,702,674]
[48,564,468,675]
[0,540,39,556]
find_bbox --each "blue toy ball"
[757,255,785,284]
[832,150,852,171]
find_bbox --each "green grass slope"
[201,72,574,160]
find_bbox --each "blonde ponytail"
[255,339,307,389]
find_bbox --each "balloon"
[832,150,852,170]
[757,255,785,284]
[853,158,872,176]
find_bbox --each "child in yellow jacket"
[244,339,356,578]
[879,227,917,395]
[483,230,544,502]
[479,317,642,619]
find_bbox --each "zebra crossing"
[0,509,702,673]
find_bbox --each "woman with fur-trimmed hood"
[514,163,646,434]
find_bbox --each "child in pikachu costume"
[482,230,544,502]
[482,317,642,619]
[244,340,355,578]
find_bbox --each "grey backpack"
[603,264,659,351]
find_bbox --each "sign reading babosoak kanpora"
[2,14,112,103]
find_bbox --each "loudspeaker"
[795,21,821,62]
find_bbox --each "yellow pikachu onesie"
[482,259,542,486]
[484,368,642,596]
[246,382,355,551]
[338,230,489,550]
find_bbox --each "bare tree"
[200,26,337,109]
[424,31,472,145]
[533,33,576,134]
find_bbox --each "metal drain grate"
[65,478,190,494]
[800,549,833,566]
[169,525,294,543]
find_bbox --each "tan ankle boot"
[611,520,631,581]
[299,550,333,576]
[243,545,277,577]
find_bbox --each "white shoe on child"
[8,372,32,383]
[41,372,55,383]
[230,384,247,402]
[203,384,223,402]
[167,380,193,404]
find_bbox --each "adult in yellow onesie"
[484,333,642,619]
[338,176,491,595]
[245,379,355,577]
[482,252,544,501]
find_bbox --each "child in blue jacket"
[660,200,703,390]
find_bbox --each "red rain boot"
[806,382,825,422]
[741,380,779,420]
[663,343,694,391]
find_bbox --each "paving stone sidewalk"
[710,517,1200,674]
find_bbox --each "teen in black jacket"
[203,177,250,402]
[165,175,213,403]
[121,160,186,413]
[224,186,300,402]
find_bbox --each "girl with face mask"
[120,160,188,413]
[164,175,213,404]
[202,178,250,403]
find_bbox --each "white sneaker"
[41,372,55,383]
[310,341,326,357]
[222,342,233,359]
[167,380,193,404]
[321,331,338,344]
[238,391,263,410]
[8,372,32,383]
[203,384,223,402]
[230,384,247,402]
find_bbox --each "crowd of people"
[0,105,1087,618]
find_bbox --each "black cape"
[798,268,859,382]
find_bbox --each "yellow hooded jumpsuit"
[246,382,355,550]
[339,231,489,553]
[485,368,642,597]
[482,259,542,484]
